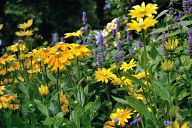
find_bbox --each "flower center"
[140,9,146,14]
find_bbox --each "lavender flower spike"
[82,11,87,24]
[164,120,171,126]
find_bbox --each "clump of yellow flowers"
[127,2,158,32]
[15,19,33,37]
[38,85,49,96]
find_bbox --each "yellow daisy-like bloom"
[0,86,5,95]
[60,91,69,114]
[0,68,6,75]
[121,76,133,86]
[110,108,133,126]
[95,68,116,83]
[129,2,158,20]
[127,17,158,32]
[70,44,91,59]
[166,120,189,128]
[0,24,3,30]
[0,55,15,65]
[33,48,52,64]
[161,60,174,72]
[120,58,136,72]
[7,62,20,72]
[64,30,82,38]
[27,64,40,74]
[50,42,72,53]
[18,19,33,30]
[111,76,123,86]
[164,39,179,51]
[38,85,49,96]
[103,121,115,128]
[132,71,148,79]
[15,30,33,37]
[7,104,20,111]
[7,43,26,52]
[44,51,72,71]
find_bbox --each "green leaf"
[156,10,168,19]
[34,99,49,117]
[112,96,128,104]
[150,46,158,60]
[125,96,157,125]
[47,72,57,83]
[18,83,29,99]
[77,86,85,107]
[42,117,54,126]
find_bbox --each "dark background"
[0,0,169,46]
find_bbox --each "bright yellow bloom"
[18,19,33,30]
[0,94,17,109]
[129,2,158,20]
[166,120,189,128]
[50,42,72,53]
[0,86,5,95]
[38,85,49,96]
[164,39,179,51]
[27,64,40,73]
[120,59,136,72]
[95,68,116,83]
[33,48,52,63]
[7,62,20,72]
[64,30,82,38]
[132,72,148,79]
[15,30,33,37]
[110,108,133,126]
[70,44,91,59]
[60,91,69,114]
[103,121,115,128]
[161,60,174,72]
[44,51,72,71]
[0,24,3,30]
[111,76,123,86]
[127,17,158,32]
[0,68,6,75]
[7,104,20,111]
[121,76,133,86]
[0,55,15,65]
[7,43,26,52]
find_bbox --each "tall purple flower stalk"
[116,18,120,32]
[137,40,142,50]
[183,0,190,12]
[164,120,172,126]
[187,28,192,57]
[129,117,141,126]
[82,11,87,24]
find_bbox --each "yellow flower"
[121,76,133,86]
[27,64,40,74]
[132,72,148,79]
[110,108,133,126]
[7,104,20,111]
[0,68,6,75]
[111,76,123,86]
[161,60,174,72]
[103,121,115,128]
[60,91,69,114]
[0,24,3,30]
[18,19,33,30]
[8,43,26,52]
[129,2,158,20]
[64,30,82,38]
[38,85,49,96]
[15,30,33,37]
[50,42,72,53]
[95,68,116,83]
[44,51,72,71]
[164,39,179,51]
[127,17,158,32]
[0,55,15,65]
[120,58,136,72]
[0,86,5,95]
[70,44,91,59]
[166,120,189,128]
[7,62,20,72]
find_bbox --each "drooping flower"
[110,108,133,126]
[64,30,82,38]
[95,68,116,83]
[164,39,179,51]
[127,17,158,32]
[128,2,158,20]
[18,19,33,30]
[0,24,3,30]
[60,91,69,114]
[161,60,174,72]
[120,58,136,72]
[7,43,26,52]
[0,55,16,65]
[15,30,33,37]
[38,85,49,96]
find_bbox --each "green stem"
[105,84,111,114]
[57,68,61,111]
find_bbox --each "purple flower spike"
[82,11,87,24]
[130,117,141,126]
[116,18,120,32]
[114,118,119,124]
[117,39,122,51]
[137,40,142,50]
[164,120,172,126]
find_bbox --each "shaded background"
[0,0,168,46]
